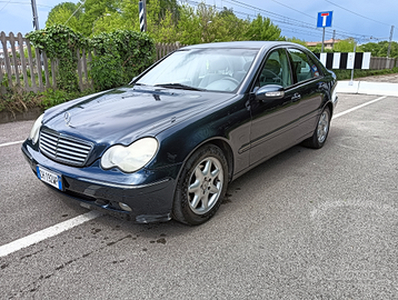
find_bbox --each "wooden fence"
[156,42,184,60]
[0,32,94,93]
[1,32,183,94]
[1,31,397,94]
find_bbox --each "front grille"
[39,129,93,167]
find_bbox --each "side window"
[308,56,322,78]
[257,48,291,88]
[288,48,319,83]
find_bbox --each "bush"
[27,25,89,93]
[90,53,125,90]
[90,30,155,91]
[333,67,398,80]
[0,88,43,113]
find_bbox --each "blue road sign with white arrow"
[317,11,333,28]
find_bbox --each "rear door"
[286,48,325,135]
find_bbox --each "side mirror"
[255,84,285,102]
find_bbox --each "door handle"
[292,93,301,102]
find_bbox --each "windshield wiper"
[154,83,204,91]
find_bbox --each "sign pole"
[321,27,326,53]
[349,40,357,86]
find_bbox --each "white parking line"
[333,96,387,119]
[0,140,24,148]
[0,94,389,258]
[0,211,101,258]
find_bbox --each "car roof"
[181,41,299,51]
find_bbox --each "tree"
[78,0,121,36]
[287,37,307,47]
[333,39,356,52]
[152,9,178,43]
[174,4,250,45]
[149,0,180,22]
[376,41,398,58]
[245,15,283,41]
[357,41,398,58]
[46,2,81,32]
[91,10,128,35]
[358,42,381,57]
[43,0,285,45]
[217,7,249,42]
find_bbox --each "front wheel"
[303,107,331,149]
[172,145,228,225]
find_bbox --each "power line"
[324,0,391,27]
[0,1,52,9]
[186,0,327,40]
[222,0,392,41]
[267,0,313,19]
[223,0,367,40]
[64,0,85,26]
[0,0,12,12]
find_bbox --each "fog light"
[119,202,132,212]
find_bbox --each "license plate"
[36,166,63,190]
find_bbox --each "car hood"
[43,86,236,145]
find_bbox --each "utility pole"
[332,30,336,50]
[387,25,394,58]
[31,0,40,30]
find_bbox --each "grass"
[0,87,94,114]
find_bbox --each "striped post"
[139,1,146,32]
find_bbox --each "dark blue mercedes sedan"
[22,41,338,225]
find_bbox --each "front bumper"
[22,141,181,223]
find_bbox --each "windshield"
[136,48,258,92]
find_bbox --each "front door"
[249,48,298,165]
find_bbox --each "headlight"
[101,137,159,173]
[29,113,44,145]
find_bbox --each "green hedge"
[1,26,156,114]
[90,30,155,91]
[333,67,398,80]
[26,25,155,93]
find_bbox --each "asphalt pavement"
[0,84,397,299]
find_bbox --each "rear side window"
[288,48,321,83]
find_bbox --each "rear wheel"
[172,145,228,225]
[303,107,331,149]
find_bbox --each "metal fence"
[1,32,184,94]
[369,57,397,70]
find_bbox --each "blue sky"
[0,0,396,43]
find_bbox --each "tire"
[172,144,228,225]
[303,106,331,149]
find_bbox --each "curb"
[336,81,398,96]
[0,108,42,124]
